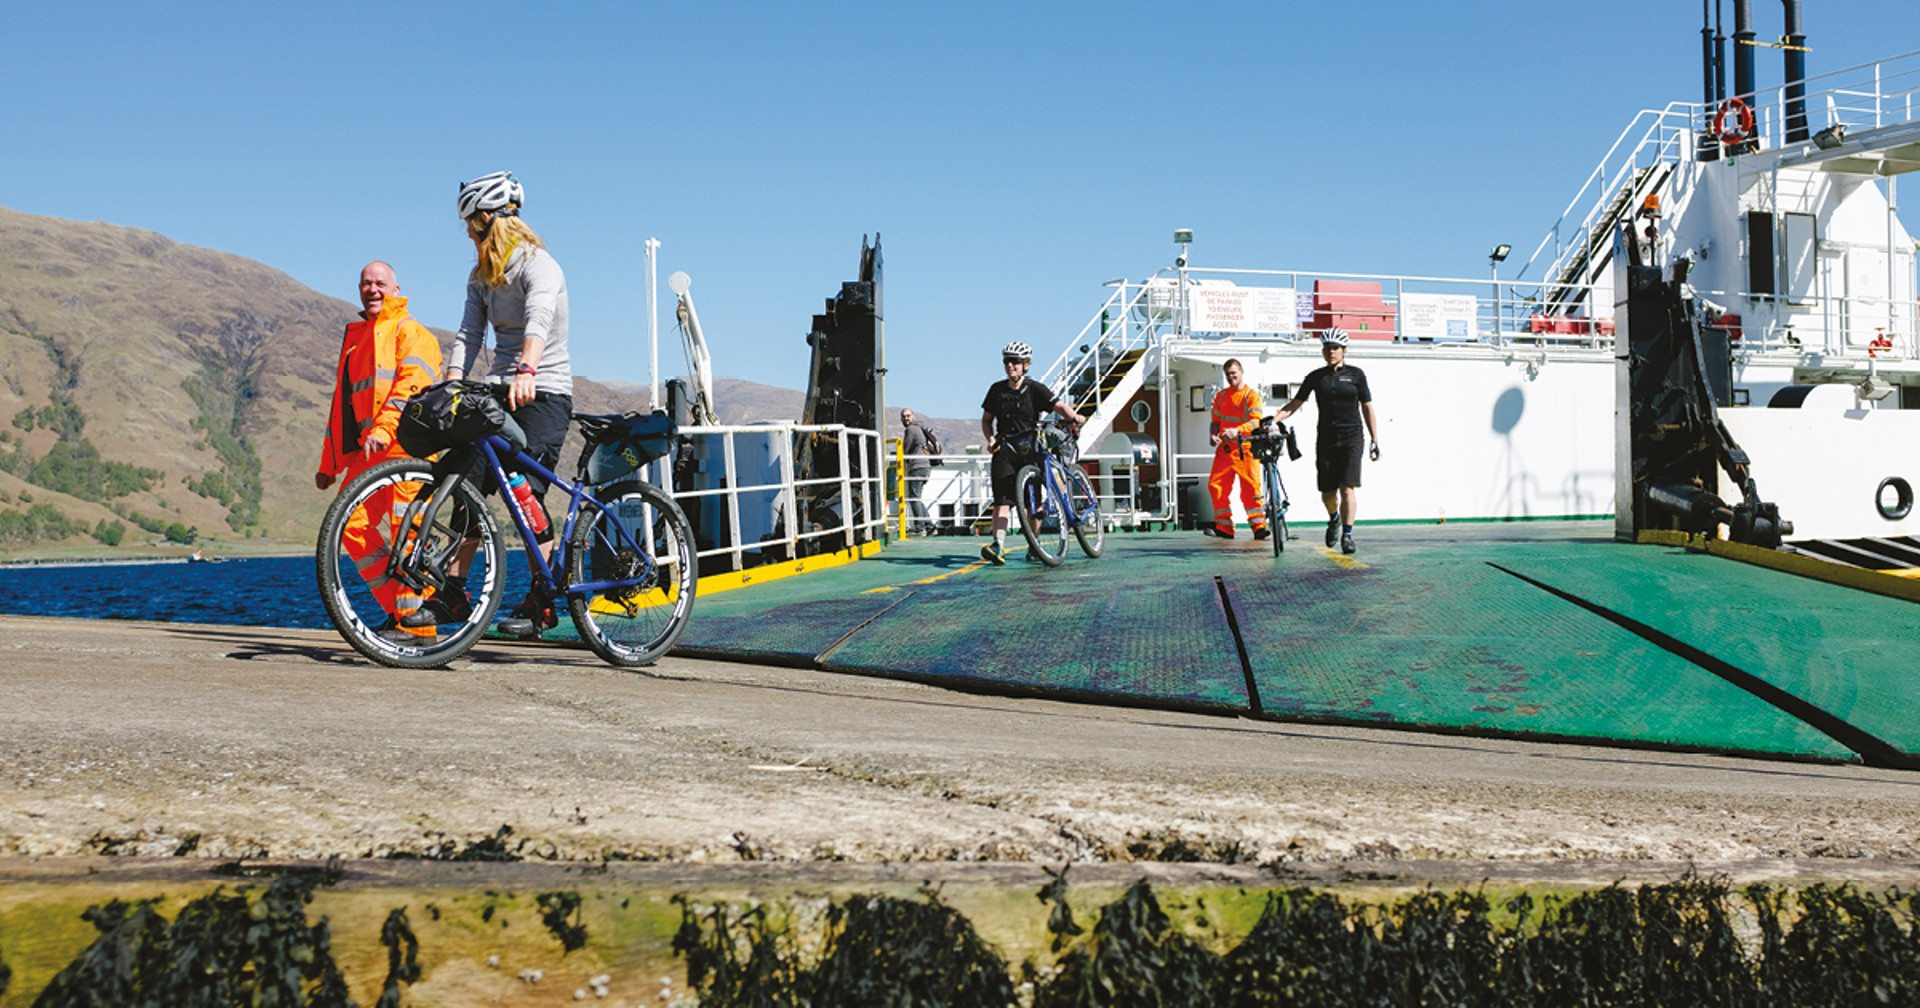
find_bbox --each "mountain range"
[0,207,969,555]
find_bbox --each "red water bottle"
[506,473,548,535]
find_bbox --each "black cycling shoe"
[402,588,473,628]
[1341,532,1357,555]
[497,595,557,638]
[1324,515,1341,548]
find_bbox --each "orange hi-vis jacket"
[1208,383,1266,532]
[318,295,442,479]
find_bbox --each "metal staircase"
[1539,162,1672,316]
[1038,280,1174,457]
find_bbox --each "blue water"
[0,555,537,629]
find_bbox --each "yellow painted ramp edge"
[1638,529,1920,604]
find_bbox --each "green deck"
[659,522,1920,765]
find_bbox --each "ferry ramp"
[577,521,1920,768]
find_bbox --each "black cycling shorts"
[1316,429,1365,493]
[989,438,1039,506]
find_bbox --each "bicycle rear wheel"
[566,481,698,667]
[1066,464,1104,558]
[1014,463,1067,567]
[1264,465,1287,557]
[316,458,505,668]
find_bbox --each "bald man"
[316,261,444,640]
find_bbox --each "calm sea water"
[0,555,537,630]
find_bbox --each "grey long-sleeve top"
[450,243,573,397]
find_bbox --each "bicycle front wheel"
[1014,463,1067,567]
[567,481,698,667]
[1066,464,1104,559]
[316,458,506,668]
[1264,465,1287,557]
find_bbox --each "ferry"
[918,30,1920,562]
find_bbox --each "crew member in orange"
[1204,358,1268,539]
[316,261,443,642]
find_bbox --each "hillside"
[0,207,972,558]
[0,209,663,555]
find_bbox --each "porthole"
[1876,476,1913,521]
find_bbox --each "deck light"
[1813,124,1846,150]
[1174,229,1193,244]
[1489,244,1511,263]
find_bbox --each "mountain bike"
[316,388,697,669]
[1013,417,1104,567]
[1245,417,1296,557]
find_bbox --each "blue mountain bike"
[1013,417,1104,567]
[317,389,697,669]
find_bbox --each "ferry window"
[1268,384,1290,401]
[1783,213,1816,305]
[1747,210,1777,295]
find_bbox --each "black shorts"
[1316,429,1365,493]
[503,394,571,496]
[989,439,1038,506]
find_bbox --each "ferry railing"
[1038,275,1180,424]
[1513,104,1695,296]
[1683,285,1920,360]
[632,423,885,573]
[1106,265,1615,349]
[903,449,1141,534]
[1726,49,1920,150]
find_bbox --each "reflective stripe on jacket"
[319,295,442,477]
[1210,384,1264,458]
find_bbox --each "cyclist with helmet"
[1274,328,1380,555]
[978,340,1086,565]
[444,170,575,637]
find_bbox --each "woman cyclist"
[978,340,1085,564]
[443,170,576,637]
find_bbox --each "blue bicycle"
[316,386,697,669]
[1013,417,1104,567]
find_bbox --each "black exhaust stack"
[1783,0,1808,142]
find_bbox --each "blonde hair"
[469,214,546,288]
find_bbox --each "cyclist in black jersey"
[978,340,1086,565]
[1274,328,1381,555]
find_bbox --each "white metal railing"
[1038,277,1180,423]
[896,450,1142,533]
[632,423,885,572]
[1740,49,1920,151]
[1088,268,1616,350]
[1513,104,1694,292]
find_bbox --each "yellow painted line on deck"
[1319,546,1367,568]
[862,560,989,594]
[1638,529,1920,604]
[694,539,884,599]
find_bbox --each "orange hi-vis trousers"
[1208,442,1266,534]
[337,454,435,637]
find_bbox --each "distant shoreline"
[0,543,309,568]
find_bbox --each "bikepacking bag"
[396,380,508,459]
[578,412,678,484]
[923,426,944,465]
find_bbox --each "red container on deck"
[1311,280,1397,338]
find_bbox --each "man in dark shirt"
[978,341,1086,564]
[1275,328,1381,555]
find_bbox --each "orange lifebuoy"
[1714,98,1755,147]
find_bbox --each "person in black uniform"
[1274,328,1380,555]
[978,340,1087,565]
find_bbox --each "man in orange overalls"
[316,261,443,641]
[1205,358,1268,540]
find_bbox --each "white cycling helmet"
[1002,340,1033,361]
[457,171,523,220]
[1321,327,1349,347]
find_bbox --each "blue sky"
[5,1,1914,419]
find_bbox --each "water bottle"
[506,473,549,535]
